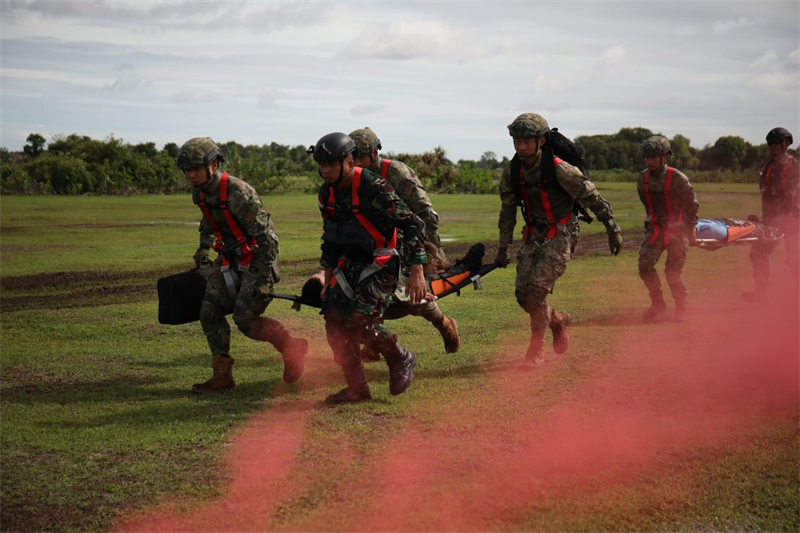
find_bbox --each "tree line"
[1,128,790,196]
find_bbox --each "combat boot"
[433,316,461,354]
[521,338,545,371]
[381,340,417,396]
[280,337,308,384]
[360,345,381,363]
[325,362,372,404]
[643,290,668,321]
[549,310,571,355]
[191,355,235,395]
[674,299,688,322]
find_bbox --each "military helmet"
[349,127,382,155]
[641,135,672,156]
[307,132,357,163]
[766,127,793,145]
[508,113,550,138]
[176,137,225,170]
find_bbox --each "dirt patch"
[0,283,154,313]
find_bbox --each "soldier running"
[636,135,699,321]
[349,127,460,355]
[495,113,623,370]
[743,127,800,303]
[310,132,427,404]
[177,137,308,394]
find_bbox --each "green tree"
[23,133,46,159]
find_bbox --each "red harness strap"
[351,167,397,266]
[380,159,392,179]
[197,173,257,269]
[519,156,571,243]
[644,167,679,245]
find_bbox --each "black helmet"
[307,132,357,163]
[766,127,793,146]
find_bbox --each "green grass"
[1,186,797,532]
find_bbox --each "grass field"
[1,183,798,532]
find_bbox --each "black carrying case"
[157,269,209,325]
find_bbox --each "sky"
[1,0,798,162]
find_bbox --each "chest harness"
[518,156,572,244]
[643,167,683,245]
[326,167,398,299]
[763,155,797,196]
[380,159,392,179]
[197,172,258,298]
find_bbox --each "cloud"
[351,104,388,116]
[167,91,218,104]
[257,89,286,109]
[600,46,628,66]
[713,17,762,35]
[789,49,800,65]
[750,50,779,69]
[115,62,135,71]
[103,76,151,91]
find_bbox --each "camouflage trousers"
[750,214,799,289]
[200,256,290,356]
[638,228,689,304]
[515,218,579,343]
[323,256,400,367]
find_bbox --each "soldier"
[349,127,459,354]
[636,136,699,321]
[743,127,800,302]
[310,132,426,404]
[495,113,623,370]
[177,137,308,395]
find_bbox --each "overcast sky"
[1,0,798,161]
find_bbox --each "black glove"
[608,233,623,256]
[495,247,510,268]
[193,248,213,269]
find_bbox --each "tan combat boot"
[434,316,461,354]
[643,290,668,321]
[191,355,235,395]
[280,337,308,384]
[549,310,571,355]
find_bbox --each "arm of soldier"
[195,218,216,268]
[229,184,278,274]
[556,164,622,254]
[674,172,699,230]
[497,166,518,265]
[636,171,648,210]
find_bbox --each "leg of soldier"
[745,237,778,303]
[664,233,690,319]
[515,230,572,369]
[323,308,371,404]
[195,262,236,394]
[349,259,417,396]
[782,219,800,297]
[233,270,308,384]
[639,235,668,321]
[405,300,460,354]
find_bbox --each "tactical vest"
[196,172,257,271]
[510,155,574,243]
[643,167,683,245]
[323,168,399,298]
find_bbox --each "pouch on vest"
[321,219,377,258]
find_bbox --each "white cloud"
[351,104,388,116]
[167,91,218,104]
[750,50,779,69]
[713,17,762,35]
[789,49,800,64]
[115,62,135,71]
[103,76,151,91]
[600,46,628,66]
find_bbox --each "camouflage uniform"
[499,140,618,363]
[636,164,699,310]
[318,166,427,395]
[749,153,800,292]
[350,128,458,354]
[194,169,294,356]
[178,136,306,394]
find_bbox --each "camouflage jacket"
[318,168,427,269]
[759,154,800,222]
[498,155,615,246]
[636,165,699,230]
[193,170,279,270]
[368,157,441,246]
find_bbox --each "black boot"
[325,362,371,405]
[381,339,417,396]
[643,290,668,321]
